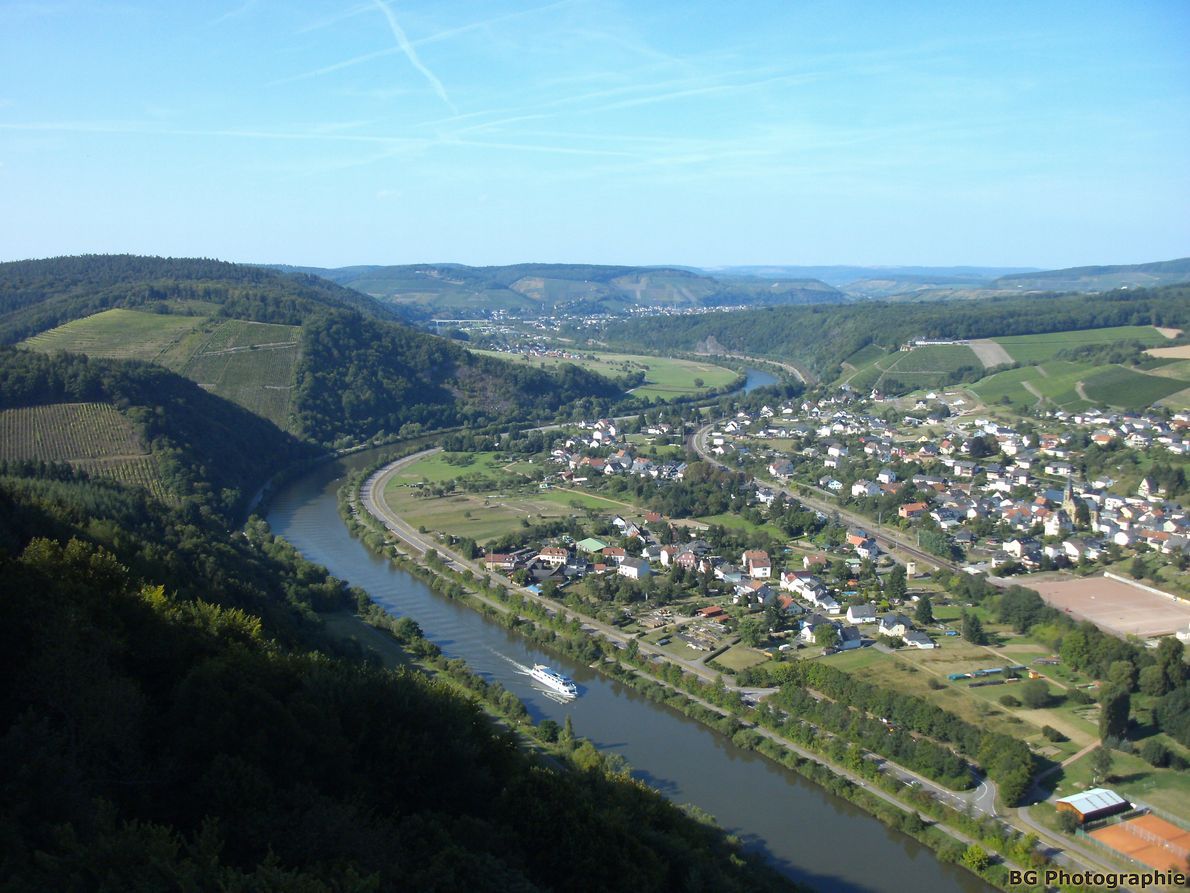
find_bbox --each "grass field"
[387,451,518,484]
[23,308,207,362]
[0,402,168,499]
[714,643,770,671]
[992,326,1172,364]
[176,319,301,429]
[697,511,787,539]
[474,349,737,399]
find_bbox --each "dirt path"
[1022,381,1045,407]
[969,339,1013,368]
[1075,381,1090,401]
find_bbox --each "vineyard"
[177,319,301,429]
[0,402,169,499]
[22,308,207,362]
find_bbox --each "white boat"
[530,664,578,698]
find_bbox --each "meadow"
[474,349,738,399]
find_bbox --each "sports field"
[1090,815,1190,871]
[1029,575,1190,638]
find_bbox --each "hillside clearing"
[992,325,1170,364]
[22,308,207,362]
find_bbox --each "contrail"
[371,0,456,113]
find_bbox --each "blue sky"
[2,1,1188,268]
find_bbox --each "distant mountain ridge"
[271,262,845,317]
[992,256,1190,291]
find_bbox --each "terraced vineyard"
[841,343,982,392]
[177,319,301,429]
[0,402,168,499]
[22,308,206,361]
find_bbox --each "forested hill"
[274,262,844,316]
[0,471,799,893]
[295,312,622,446]
[0,254,394,345]
[992,256,1190,292]
[597,283,1190,380]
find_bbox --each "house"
[903,631,937,649]
[851,480,881,498]
[601,546,627,565]
[483,553,518,572]
[898,502,929,520]
[742,549,772,579]
[878,613,912,638]
[769,459,795,479]
[537,546,570,567]
[837,626,863,650]
[618,557,651,580]
[846,603,878,624]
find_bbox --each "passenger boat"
[529,663,578,698]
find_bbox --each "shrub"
[1041,725,1068,743]
[999,694,1021,708]
[1139,738,1170,768]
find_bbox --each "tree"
[961,611,988,645]
[1074,500,1091,529]
[738,617,766,648]
[914,594,934,625]
[1019,679,1051,709]
[1139,738,1171,768]
[1107,660,1138,693]
[961,844,990,872]
[887,564,907,601]
[1057,810,1080,834]
[559,715,576,749]
[814,624,840,649]
[1099,687,1131,741]
[1129,556,1146,580]
[1090,746,1114,785]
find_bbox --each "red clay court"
[1028,575,1190,638]
[1089,814,1190,871]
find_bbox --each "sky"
[2,1,1188,269]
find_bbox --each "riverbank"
[344,453,1046,892]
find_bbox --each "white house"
[846,603,878,624]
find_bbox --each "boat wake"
[492,650,578,702]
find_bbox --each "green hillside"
[0,347,313,519]
[7,256,630,446]
[993,256,1190,292]
[0,469,797,893]
[968,358,1190,412]
[839,344,984,392]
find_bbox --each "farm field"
[0,402,168,499]
[473,349,738,399]
[177,319,302,429]
[838,344,981,391]
[713,643,770,672]
[22,308,207,362]
[963,358,1189,412]
[991,325,1172,364]
[1079,364,1189,407]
